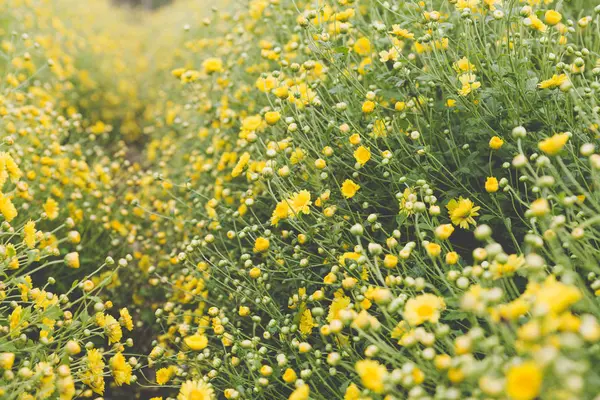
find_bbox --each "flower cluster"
[0,0,166,397]
[126,0,600,398]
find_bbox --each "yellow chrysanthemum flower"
[178,380,215,400]
[447,197,480,228]
[404,293,446,326]
[341,179,360,198]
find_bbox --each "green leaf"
[444,311,468,321]
[44,305,63,320]
[525,77,539,92]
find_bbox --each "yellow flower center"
[417,304,434,318]
[189,389,206,400]
[454,204,472,218]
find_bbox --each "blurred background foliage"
[112,0,174,9]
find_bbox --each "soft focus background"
[113,0,173,9]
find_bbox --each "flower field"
[2,0,600,398]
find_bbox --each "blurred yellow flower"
[538,133,569,155]
[355,360,387,393]
[184,334,209,351]
[505,361,542,400]
[404,293,446,326]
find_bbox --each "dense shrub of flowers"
[0,2,152,398]
[3,0,600,399]
[0,0,196,397]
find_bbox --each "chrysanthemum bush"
[4,0,600,399]
[0,1,194,398]
[0,28,140,400]
[140,0,600,399]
